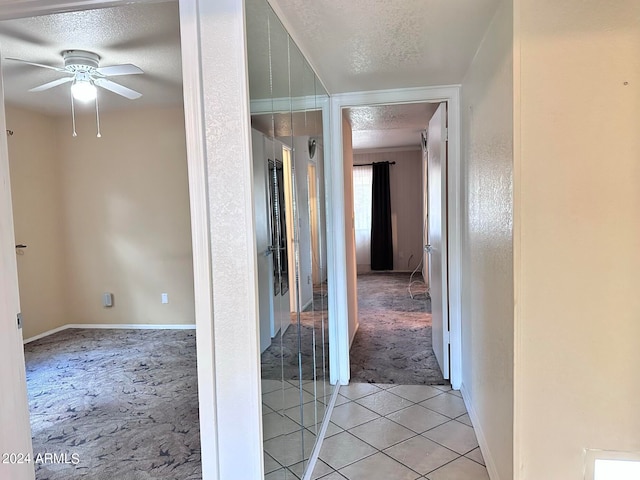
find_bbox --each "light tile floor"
[313,383,489,480]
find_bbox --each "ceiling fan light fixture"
[71,78,96,103]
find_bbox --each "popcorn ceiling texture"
[269,0,500,92]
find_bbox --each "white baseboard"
[23,323,196,344]
[459,382,501,480]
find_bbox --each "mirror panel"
[246,0,331,477]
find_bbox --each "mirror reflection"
[246,0,331,477]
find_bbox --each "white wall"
[342,115,359,344]
[514,0,640,478]
[460,1,513,479]
[354,149,423,273]
[7,106,194,338]
[6,107,68,340]
[293,135,315,309]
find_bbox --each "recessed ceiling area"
[0,1,183,115]
[345,103,438,151]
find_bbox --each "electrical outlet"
[161,293,169,304]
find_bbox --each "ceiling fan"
[6,50,144,137]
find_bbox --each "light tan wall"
[342,115,358,343]
[515,1,640,478]
[55,107,194,326]
[6,107,69,339]
[354,149,423,272]
[460,1,513,479]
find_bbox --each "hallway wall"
[353,149,423,273]
[460,1,514,479]
[342,114,359,345]
[514,0,640,478]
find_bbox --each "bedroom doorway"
[342,101,449,385]
[0,3,202,479]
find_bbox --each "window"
[353,165,372,269]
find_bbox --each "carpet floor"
[24,328,202,480]
[349,272,445,385]
[260,288,329,381]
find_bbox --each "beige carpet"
[349,272,445,385]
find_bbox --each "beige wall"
[342,115,359,344]
[354,149,423,272]
[57,107,194,326]
[7,107,69,340]
[7,106,194,338]
[460,1,513,479]
[514,0,640,478]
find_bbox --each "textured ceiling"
[269,0,500,93]
[0,1,182,115]
[346,103,438,150]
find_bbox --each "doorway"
[342,102,447,385]
[326,86,463,389]
[1,3,202,479]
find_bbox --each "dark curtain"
[370,162,393,270]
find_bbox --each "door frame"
[327,85,462,389]
[0,1,263,480]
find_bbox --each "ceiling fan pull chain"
[95,92,102,138]
[71,94,77,137]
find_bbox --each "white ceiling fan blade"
[29,77,73,92]
[94,78,142,100]
[5,57,67,73]
[95,64,144,77]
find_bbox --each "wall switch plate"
[103,292,113,308]
[161,293,169,304]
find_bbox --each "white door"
[0,57,35,480]
[427,102,450,379]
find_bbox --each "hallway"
[312,383,488,479]
[349,273,443,384]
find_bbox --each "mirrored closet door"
[246,0,331,477]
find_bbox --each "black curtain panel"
[370,162,393,270]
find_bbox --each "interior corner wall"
[460,0,514,479]
[353,150,423,273]
[6,106,68,339]
[342,116,358,344]
[515,0,640,478]
[51,106,194,328]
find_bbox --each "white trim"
[302,386,341,480]
[23,323,196,344]
[250,94,327,115]
[460,383,501,480]
[178,2,220,479]
[327,85,463,388]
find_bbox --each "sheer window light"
[353,165,373,269]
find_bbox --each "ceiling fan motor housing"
[63,50,100,74]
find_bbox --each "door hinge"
[444,127,449,142]
[444,329,450,345]
[17,312,23,329]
